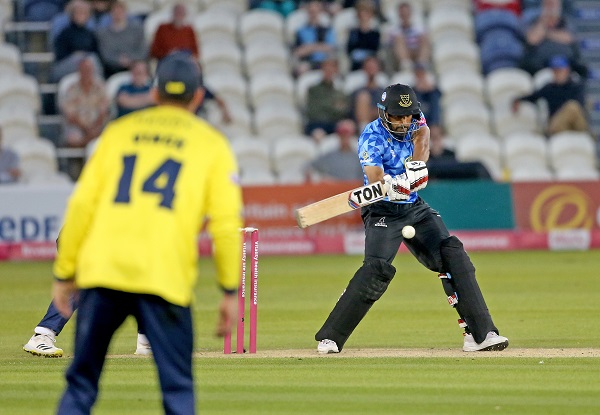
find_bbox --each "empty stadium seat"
[200,39,243,77]
[492,101,540,137]
[444,98,491,137]
[11,137,59,183]
[439,70,485,108]
[548,131,598,176]
[243,40,290,78]
[485,67,533,108]
[433,38,481,74]
[343,70,389,95]
[455,133,503,179]
[272,135,317,184]
[204,71,248,108]
[0,107,39,147]
[0,75,41,113]
[428,7,474,44]
[249,72,295,110]
[192,9,238,45]
[230,138,273,182]
[239,9,285,46]
[254,104,302,140]
[0,43,22,75]
[503,132,549,175]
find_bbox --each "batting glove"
[405,161,428,191]
[384,174,411,201]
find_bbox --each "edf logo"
[0,216,60,242]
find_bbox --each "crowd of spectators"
[5,0,593,185]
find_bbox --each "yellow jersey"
[54,105,243,307]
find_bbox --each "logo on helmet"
[381,91,386,101]
[398,94,412,107]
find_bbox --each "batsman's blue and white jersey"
[357,112,427,204]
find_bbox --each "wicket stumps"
[224,227,258,354]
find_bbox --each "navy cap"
[549,55,569,69]
[156,52,202,102]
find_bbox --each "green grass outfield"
[1,250,599,414]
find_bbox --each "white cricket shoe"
[317,339,339,354]
[463,331,509,352]
[23,333,63,358]
[135,338,152,356]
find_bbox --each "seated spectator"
[292,0,337,76]
[0,127,21,184]
[513,55,589,136]
[346,0,380,72]
[387,2,430,72]
[352,56,384,130]
[49,0,95,44]
[427,126,492,180]
[250,0,298,17]
[520,0,586,77]
[412,62,441,127]
[309,119,364,181]
[60,57,109,178]
[96,1,147,77]
[341,0,385,21]
[23,0,67,22]
[115,60,154,118]
[51,0,103,82]
[304,57,349,140]
[150,3,199,61]
[88,0,114,27]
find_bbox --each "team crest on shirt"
[361,151,371,162]
[399,95,412,107]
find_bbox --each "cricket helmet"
[377,84,421,142]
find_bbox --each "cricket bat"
[295,181,389,228]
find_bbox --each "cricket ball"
[402,225,416,239]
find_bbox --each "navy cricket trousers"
[56,288,194,415]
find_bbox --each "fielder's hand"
[384,174,411,201]
[52,279,77,318]
[405,161,428,191]
[215,293,237,337]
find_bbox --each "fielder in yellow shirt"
[53,52,243,415]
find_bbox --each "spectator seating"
[0,42,22,74]
[230,138,274,185]
[272,135,317,184]
[432,38,481,74]
[0,75,41,114]
[239,9,285,47]
[243,40,290,78]
[343,69,389,95]
[428,6,474,44]
[455,133,502,179]
[548,132,599,180]
[503,132,552,180]
[200,38,243,77]
[254,104,302,141]
[192,9,237,45]
[0,107,39,147]
[444,97,491,137]
[11,137,69,183]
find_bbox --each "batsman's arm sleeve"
[53,131,110,280]
[412,125,430,162]
[205,139,244,292]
